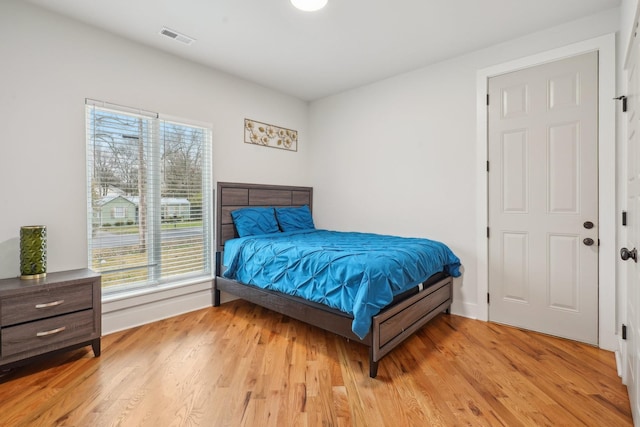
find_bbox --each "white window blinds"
[86,99,212,292]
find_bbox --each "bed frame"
[213,182,453,378]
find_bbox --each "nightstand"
[0,269,101,369]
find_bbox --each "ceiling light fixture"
[290,0,327,12]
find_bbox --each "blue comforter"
[222,229,461,339]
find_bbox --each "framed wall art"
[244,118,297,152]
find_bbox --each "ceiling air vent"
[160,27,195,45]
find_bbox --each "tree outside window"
[86,100,212,292]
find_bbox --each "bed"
[213,182,460,378]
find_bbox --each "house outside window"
[86,99,212,293]
[113,207,127,219]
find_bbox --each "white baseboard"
[102,279,213,335]
[616,349,623,378]
[451,300,478,319]
[618,335,627,383]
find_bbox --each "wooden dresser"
[0,269,101,369]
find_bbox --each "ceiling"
[26,0,621,101]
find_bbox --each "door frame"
[475,33,617,351]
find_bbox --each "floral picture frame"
[244,118,298,152]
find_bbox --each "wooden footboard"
[214,273,452,378]
[369,277,452,377]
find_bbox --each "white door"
[488,52,599,344]
[625,27,640,424]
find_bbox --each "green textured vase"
[20,225,47,279]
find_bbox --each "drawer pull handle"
[35,300,65,309]
[36,326,67,337]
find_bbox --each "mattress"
[222,229,461,338]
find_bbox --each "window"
[86,99,212,293]
[113,207,126,219]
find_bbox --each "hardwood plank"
[0,301,631,426]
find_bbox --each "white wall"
[0,0,310,279]
[621,0,639,60]
[309,9,620,327]
[0,0,310,332]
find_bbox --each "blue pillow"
[275,205,315,232]
[231,207,280,237]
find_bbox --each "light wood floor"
[0,300,632,426]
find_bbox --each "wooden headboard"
[216,182,313,252]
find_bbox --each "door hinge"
[614,95,627,113]
[623,211,628,226]
[487,293,490,304]
[623,324,627,340]
[487,227,490,238]
[486,94,490,106]
[486,160,490,172]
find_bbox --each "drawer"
[378,282,451,347]
[1,310,95,358]
[1,283,93,326]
